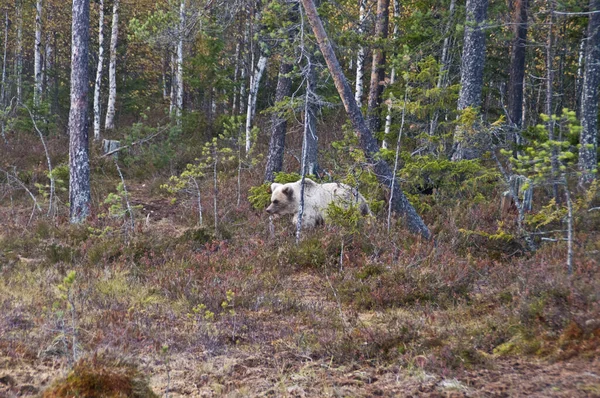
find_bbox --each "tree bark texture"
[299,0,431,239]
[69,0,91,223]
[245,53,267,153]
[579,0,600,183]
[507,0,528,130]
[1,11,8,107]
[93,0,105,140]
[176,0,185,125]
[366,0,390,134]
[302,59,319,176]
[451,0,488,161]
[264,61,293,182]
[354,0,367,108]
[104,0,119,130]
[34,0,43,108]
[16,0,22,103]
[383,0,401,149]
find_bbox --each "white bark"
[170,50,176,116]
[176,0,185,125]
[104,0,119,130]
[16,2,22,104]
[232,42,240,115]
[382,0,401,149]
[354,0,367,107]
[245,54,267,153]
[34,0,43,108]
[1,11,8,107]
[93,0,105,140]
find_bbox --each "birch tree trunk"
[451,0,488,161]
[354,0,367,107]
[0,11,8,107]
[104,0,119,130]
[69,0,91,223]
[507,0,529,134]
[16,0,22,104]
[232,42,241,115]
[264,61,293,182]
[545,1,560,202]
[576,38,585,119]
[300,0,431,239]
[382,0,400,149]
[579,0,600,184]
[44,29,53,100]
[239,24,249,116]
[366,0,390,134]
[93,0,105,140]
[245,53,267,153]
[34,0,43,108]
[175,0,185,125]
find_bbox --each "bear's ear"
[281,186,294,199]
[269,183,282,193]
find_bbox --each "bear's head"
[266,182,297,216]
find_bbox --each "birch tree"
[1,11,8,108]
[579,0,600,184]
[354,0,368,107]
[104,0,119,130]
[34,0,43,108]
[299,0,431,239]
[69,0,91,223]
[245,52,267,153]
[382,0,400,149]
[175,0,185,125]
[15,0,22,104]
[93,0,105,140]
[451,0,488,161]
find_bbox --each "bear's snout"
[266,204,274,214]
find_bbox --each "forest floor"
[1,179,599,397]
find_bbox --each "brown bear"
[266,178,370,228]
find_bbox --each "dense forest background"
[0,0,599,395]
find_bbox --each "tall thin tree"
[93,0,105,140]
[104,0,119,130]
[69,0,91,223]
[579,0,600,184]
[354,0,368,107]
[507,0,529,137]
[366,0,390,134]
[34,0,43,108]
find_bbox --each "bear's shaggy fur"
[266,178,370,228]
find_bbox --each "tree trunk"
[69,0,91,223]
[428,0,456,140]
[545,0,560,202]
[354,0,367,108]
[382,0,400,149]
[93,0,105,140]
[245,53,267,153]
[507,0,528,133]
[264,61,293,182]
[176,0,185,125]
[302,58,319,175]
[34,0,43,108]
[576,38,585,119]
[366,0,390,134]
[232,42,241,115]
[16,0,22,104]
[300,0,431,239]
[451,0,488,161]
[44,29,53,101]
[1,11,8,107]
[104,0,119,130]
[579,0,600,184]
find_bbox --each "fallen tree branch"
[99,125,171,158]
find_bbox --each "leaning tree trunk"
[104,0,119,130]
[34,0,43,108]
[579,0,600,184]
[366,0,390,134]
[93,0,105,140]
[303,57,319,176]
[69,0,91,224]
[354,0,367,107]
[245,52,267,153]
[451,0,488,161]
[264,61,293,182]
[507,0,529,136]
[300,0,431,239]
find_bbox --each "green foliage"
[35,164,69,201]
[326,202,365,232]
